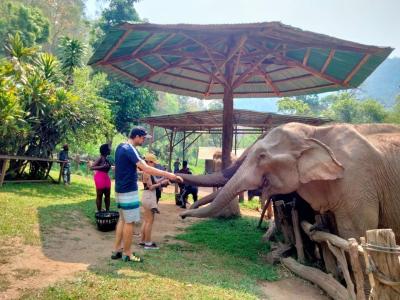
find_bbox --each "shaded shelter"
[139,109,331,171]
[88,22,392,168]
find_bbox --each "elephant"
[180,122,400,240]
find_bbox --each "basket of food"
[95,211,119,232]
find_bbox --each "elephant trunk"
[189,189,220,209]
[177,158,243,187]
[180,172,243,218]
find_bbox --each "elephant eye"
[259,153,267,160]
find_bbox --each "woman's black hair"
[100,144,110,156]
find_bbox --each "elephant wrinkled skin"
[180,123,400,240]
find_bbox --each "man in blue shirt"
[112,127,182,262]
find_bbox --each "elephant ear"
[298,138,344,184]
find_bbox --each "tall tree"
[0,2,49,56]
[18,0,89,53]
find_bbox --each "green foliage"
[277,97,311,115]
[57,36,86,84]
[100,81,158,135]
[90,0,141,49]
[0,2,49,55]
[0,34,114,179]
[278,92,389,124]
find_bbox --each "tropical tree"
[0,33,114,179]
[57,36,86,84]
[100,81,158,135]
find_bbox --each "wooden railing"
[0,155,66,187]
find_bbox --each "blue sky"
[87,0,399,57]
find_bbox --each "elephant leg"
[189,190,221,209]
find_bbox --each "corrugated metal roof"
[89,21,392,99]
[139,109,331,131]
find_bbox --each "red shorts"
[94,171,111,190]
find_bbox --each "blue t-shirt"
[115,143,142,193]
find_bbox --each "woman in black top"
[90,144,112,211]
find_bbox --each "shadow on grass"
[2,181,95,198]
[36,198,277,299]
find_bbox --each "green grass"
[0,173,278,299]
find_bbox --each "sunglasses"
[145,160,155,164]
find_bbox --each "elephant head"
[181,123,345,218]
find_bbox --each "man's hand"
[175,175,183,183]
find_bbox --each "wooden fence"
[263,198,400,300]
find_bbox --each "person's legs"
[113,213,124,252]
[122,222,134,256]
[180,189,189,208]
[66,166,71,184]
[104,188,111,211]
[96,189,103,211]
[192,187,198,202]
[143,209,154,243]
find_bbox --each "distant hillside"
[234,98,278,112]
[357,57,400,107]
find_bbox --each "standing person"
[173,158,180,173]
[178,161,198,209]
[112,127,182,262]
[139,153,170,250]
[90,144,112,212]
[59,144,71,185]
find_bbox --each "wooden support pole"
[221,86,234,169]
[292,208,305,263]
[168,130,175,172]
[148,125,154,152]
[182,131,186,162]
[326,241,356,300]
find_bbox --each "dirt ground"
[0,200,328,300]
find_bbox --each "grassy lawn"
[0,173,277,299]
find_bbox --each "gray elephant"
[180,122,400,240]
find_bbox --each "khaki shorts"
[142,190,158,210]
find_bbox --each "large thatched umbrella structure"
[88,22,392,168]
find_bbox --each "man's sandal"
[122,253,143,263]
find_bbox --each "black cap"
[129,126,152,139]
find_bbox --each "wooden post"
[348,238,366,300]
[326,241,356,300]
[148,125,154,152]
[167,129,174,172]
[0,159,9,187]
[291,208,305,263]
[221,86,233,169]
[364,229,400,300]
[182,131,186,161]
